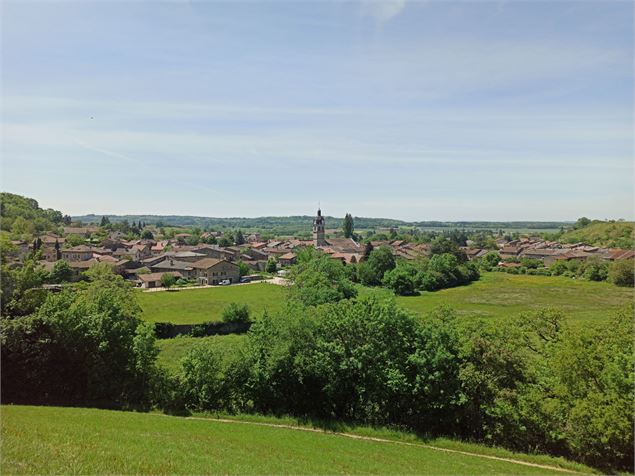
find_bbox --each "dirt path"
[161,414,583,474]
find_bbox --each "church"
[312,208,363,263]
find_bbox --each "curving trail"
[162,414,583,474]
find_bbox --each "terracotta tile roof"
[139,271,182,283]
[192,258,231,269]
[152,259,195,271]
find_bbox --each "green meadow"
[140,272,632,327]
[137,282,285,324]
[391,272,633,325]
[156,334,247,373]
[1,405,593,475]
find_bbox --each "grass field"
[390,272,633,325]
[141,272,633,328]
[156,334,247,373]
[1,405,593,475]
[138,283,285,324]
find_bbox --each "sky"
[1,0,633,221]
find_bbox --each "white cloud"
[361,0,407,23]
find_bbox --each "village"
[7,208,634,290]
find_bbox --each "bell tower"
[313,208,326,247]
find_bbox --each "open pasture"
[1,405,592,475]
[392,272,633,325]
[137,282,285,324]
[156,334,247,373]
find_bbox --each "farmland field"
[1,405,592,475]
[156,334,247,373]
[138,283,285,324]
[391,272,633,325]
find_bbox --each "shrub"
[181,343,227,411]
[221,303,251,324]
[1,268,159,407]
[608,260,634,287]
[289,252,357,306]
[265,257,277,273]
[382,267,417,295]
[154,322,176,339]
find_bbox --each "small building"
[150,258,197,280]
[61,245,94,262]
[193,258,240,285]
[138,271,182,289]
[278,252,297,267]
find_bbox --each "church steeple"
[313,207,326,247]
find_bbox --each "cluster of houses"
[464,237,635,267]
[10,210,633,289]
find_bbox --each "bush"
[221,303,251,324]
[608,260,634,287]
[181,343,227,411]
[382,267,417,295]
[265,258,277,273]
[1,268,159,407]
[289,251,357,306]
[154,322,176,339]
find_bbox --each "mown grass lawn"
[137,283,285,324]
[1,405,592,475]
[389,272,633,325]
[156,334,247,373]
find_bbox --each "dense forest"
[0,193,69,238]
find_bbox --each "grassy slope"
[559,221,634,248]
[1,405,592,475]
[361,272,632,326]
[137,283,285,324]
[156,334,246,373]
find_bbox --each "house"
[520,249,567,266]
[329,252,359,265]
[241,248,269,261]
[63,226,99,237]
[246,233,262,243]
[192,258,240,285]
[151,240,169,255]
[150,258,197,279]
[61,245,94,262]
[138,271,182,289]
[499,246,521,259]
[278,252,297,266]
[191,244,237,261]
[174,233,192,243]
[41,245,61,262]
[605,249,635,261]
[130,243,152,260]
[555,250,593,262]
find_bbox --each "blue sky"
[1,0,633,220]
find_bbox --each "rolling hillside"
[559,221,634,248]
[1,405,593,475]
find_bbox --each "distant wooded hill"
[72,213,570,232]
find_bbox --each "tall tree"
[343,213,354,238]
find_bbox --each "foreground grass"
[156,334,247,373]
[191,412,594,474]
[138,282,285,324]
[385,272,633,325]
[1,405,592,475]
